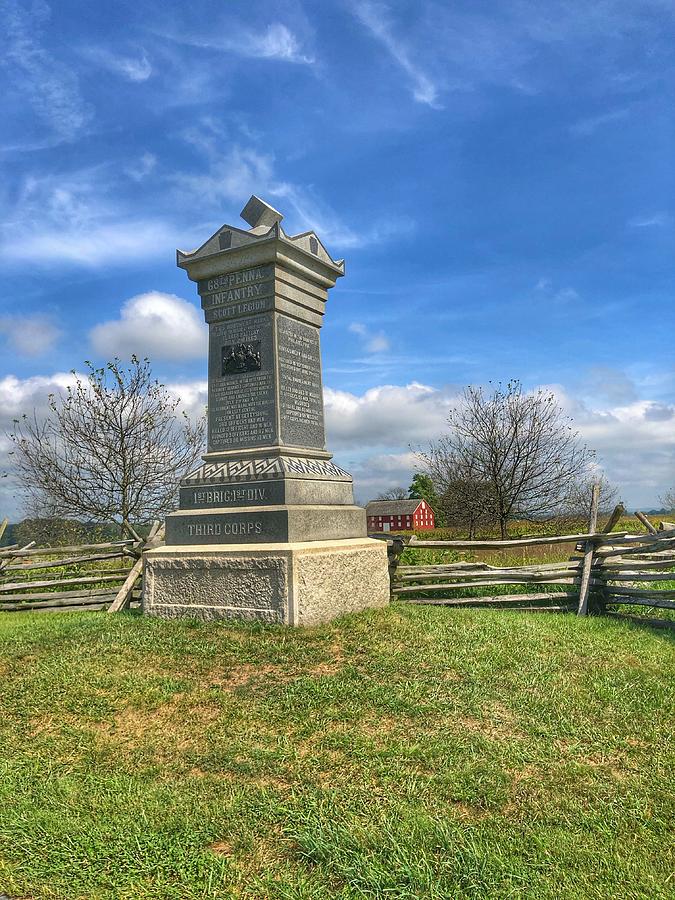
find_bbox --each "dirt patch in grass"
[207,824,296,878]
[207,663,285,691]
[208,839,234,856]
[88,693,223,759]
[449,800,489,821]
[457,704,525,742]
[205,642,346,692]
[502,764,545,816]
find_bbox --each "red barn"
[366,499,435,532]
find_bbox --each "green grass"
[0,607,673,899]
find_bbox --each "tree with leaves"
[409,472,445,526]
[417,381,598,538]
[8,357,205,538]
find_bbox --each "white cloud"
[570,108,630,137]
[0,371,79,516]
[584,366,638,405]
[125,152,157,182]
[5,0,91,142]
[0,168,190,267]
[352,1,442,107]
[534,279,580,303]
[1,373,673,517]
[90,292,207,361]
[84,47,153,81]
[325,380,675,509]
[569,395,675,506]
[0,314,61,357]
[324,382,452,449]
[349,321,390,353]
[176,127,412,251]
[350,451,420,504]
[0,370,207,518]
[628,212,673,228]
[160,21,314,65]
[165,379,208,422]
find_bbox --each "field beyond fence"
[383,503,675,623]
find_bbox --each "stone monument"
[144,195,390,625]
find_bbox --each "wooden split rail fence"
[387,509,675,619]
[0,518,164,614]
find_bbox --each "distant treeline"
[0,518,147,548]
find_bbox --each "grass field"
[0,607,673,899]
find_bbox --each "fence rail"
[0,521,165,614]
[386,504,675,619]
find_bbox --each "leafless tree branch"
[8,357,206,534]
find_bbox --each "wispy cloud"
[176,120,412,250]
[570,108,630,137]
[349,322,390,354]
[0,167,190,267]
[0,314,62,357]
[82,46,153,82]
[628,212,673,228]
[534,278,580,303]
[158,21,314,65]
[4,0,91,142]
[125,152,157,182]
[352,1,441,107]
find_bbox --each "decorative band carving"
[182,456,352,484]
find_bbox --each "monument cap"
[240,195,284,230]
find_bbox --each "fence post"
[108,521,164,613]
[600,503,624,534]
[635,511,657,534]
[387,537,405,593]
[577,483,600,617]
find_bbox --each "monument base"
[143,538,390,627]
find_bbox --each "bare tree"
[559,473,619,524]
[8,357,205,537]
[377,487,408,500]
[417,381,597,538]
[661,488,675,512]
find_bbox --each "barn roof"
[365,500,423,516]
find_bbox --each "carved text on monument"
[207,297,273,322]
[277,315,324,448]
[200,264,273,294]
[208,314,276,450]
[203,281,272,309]
[187,521,263,537]
[193,487,268,504]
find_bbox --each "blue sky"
[1,0,673,516]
